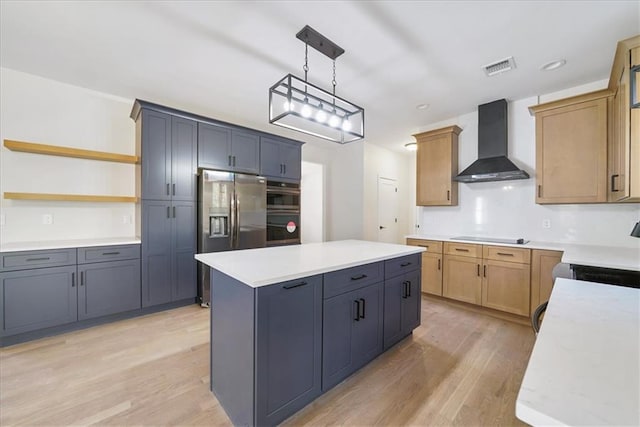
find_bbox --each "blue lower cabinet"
[322,281,384,391]
[383,269,422,350]
[0,265,77,337]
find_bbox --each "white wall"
[413,80,640,248]
[0,68,136,244]
[363,144,412,243]
[300,161,324,243]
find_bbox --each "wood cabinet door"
[417,134,456,206]
[197,122,232,170]
[535,98,608,203]
[141,200,172,307]
[171,116,198,201]
[172,201,197,301]
[481,260,530,316]
[259,137,282,178]
[401,269,421,333]
[141,109,172,200]
[421,253,442,295]
[230,130,260,175]
[530,250,563,314]
[442,255,481,305]
[281,142,302,181]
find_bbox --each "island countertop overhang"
[195,240,425,288]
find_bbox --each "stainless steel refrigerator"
[198,170,266,306]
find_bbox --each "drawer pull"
[102,251,121,256]
[400,262,412,267]
[496,252,514,257]
[455,248,469,252]
[26,257,50,262]
[350,274,367,281]
[283,281,307,290]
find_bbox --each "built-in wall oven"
[266,180,300,246]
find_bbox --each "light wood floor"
[1,296,535,426]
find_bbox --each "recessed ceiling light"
[404,142,417,151]
[416,103,430,110]
[540,59,567,71]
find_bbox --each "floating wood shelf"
[3,139,139,164]
[4,192,138,203]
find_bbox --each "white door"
[378,177,398,243]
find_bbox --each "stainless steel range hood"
[454,99,529,183]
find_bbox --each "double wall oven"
[266,180,300,246]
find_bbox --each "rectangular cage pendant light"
[269,26,364,144]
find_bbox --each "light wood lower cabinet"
[407,239,442,295]
[481,259,530,316]
[443,254,482,305]
[530,249,563,314]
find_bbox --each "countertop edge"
[0,237,142,253]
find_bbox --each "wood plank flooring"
[0,295,534,426]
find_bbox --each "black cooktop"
[451,236,529,245]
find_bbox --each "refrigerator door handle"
[230,191,236,250]
[235,192,240,248]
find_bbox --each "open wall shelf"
[4,192,138,203]
[3,139,139,164]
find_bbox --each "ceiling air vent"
[482,56,516,76]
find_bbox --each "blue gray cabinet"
[322,281,384,391]
[260,136,302,181]
[383,255,422,350]
[198,122,260,174]
[210,271,322,426]
[139,111,197,201]
[142,200,196,307]
[0,265,77,337]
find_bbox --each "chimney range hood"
[454,99,529,183]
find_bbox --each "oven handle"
[267,210,300,215]
[267,187,300,195]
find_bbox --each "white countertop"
[516,278,640,426]
[0,237,141,253]
[195,240,424,288]
[405,234,640,271]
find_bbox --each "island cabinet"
[210,271,323,427]
[382,254,421,350]
[322,262,384,391]
[442,242,482,304]
[197,122,260,175]
[260,136,302,181]
[406,239,443,295]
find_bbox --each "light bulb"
[283,100,294,112]
[342,119,352,132]
[301,104,312,118]
[329,114,340,128]
[316,109,327,123]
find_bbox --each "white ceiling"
[1,1,638,152]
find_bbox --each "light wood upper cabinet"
[530,249,563,315]
[530,91,610,204]
[414,125,462,206]
[608,36,640,202]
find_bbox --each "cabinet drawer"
[78,245,140,264]
[406,239,442,254]
[323,262,383,299]
[384,254,420,279]
[1,249,77,272]
[444,242,482,258]
[483,246,531,264]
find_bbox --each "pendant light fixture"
[269,25,365,143]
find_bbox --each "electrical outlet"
[42,214,53,225]
[542,219,551,229]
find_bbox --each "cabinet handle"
[172,183,176,196]
[496,252,514,257]
[166,183,170,196]
[353,300,360,321]
[437,259,441,270]
[173,206,176,218]
[447,190,450,201]
[283,164,286,175]
[400,262,412,267]
[283,281,307,289]
[611,174,620,192]
[407,281,411,297]
[233,156,236,167]
[402,280,408,298]
[167,206,171,218]
[477,264,480,276]
[455,248,469,252]
[26,257,50,262]
[80,271,84,286]
[359,298,366,319]
[483,265,486,278]
[537,185,542,198]
[228,155,232,166]
[102,251,120,256]
[350,274,367,281]
[71,272,75,287]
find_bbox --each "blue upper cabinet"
[198,123,259,174]
[260,137,302,181]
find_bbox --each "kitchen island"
[195,240,424,426]
[516,278,640,426]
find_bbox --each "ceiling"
[1,1,638,153]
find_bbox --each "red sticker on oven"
[286,221,297,233]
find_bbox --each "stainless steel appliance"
[266,180,301,246]
[198,170,266,306]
